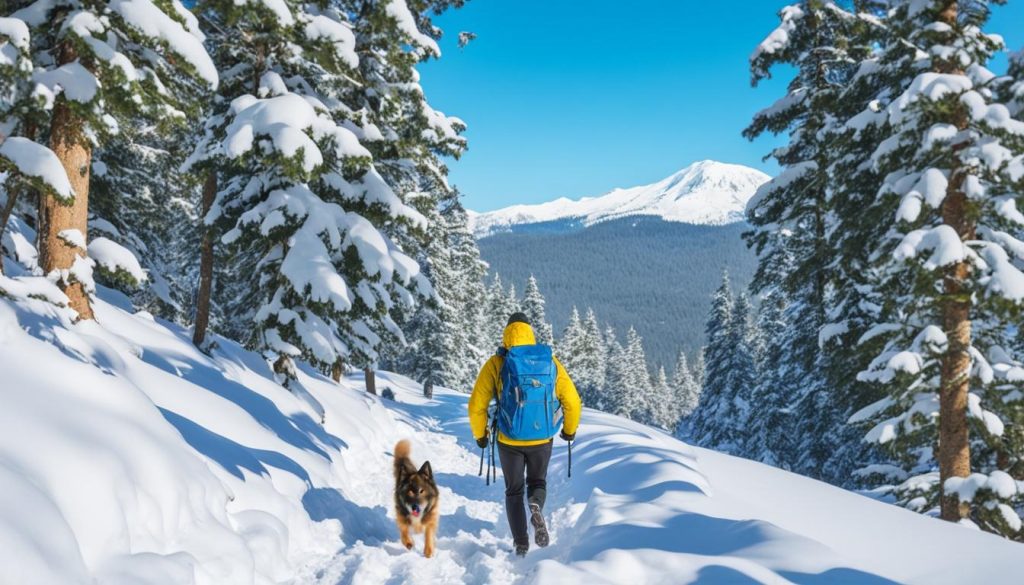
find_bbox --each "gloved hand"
[560,430,575,443]
[476,435,489,449]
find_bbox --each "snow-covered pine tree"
[691,272,734,447]
[651,365,674,430]
[521,274,554,345]
[598,325,625,414]
[394,195,486,393]
[186,0,432,387]
[850,0,1024,534]
[816,1,899,488]
[441,199,488,389]
[343,0,468,386]
[89,126,201,321]
[559,306,605,408]
[579,307,607,406]
[483,273,510,349]
[743,289,796,468]
[692,347,706,390]
[556,305,586,379]
[718,292,759,452]
[506,282,520,319]
[671,350,701,435]
[388,191,454,393]
[0,0,216,317]
[618,326,654,424]
[744,0,875,481]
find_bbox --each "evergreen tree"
[598,326,626,414]
[521,274,553,345]
[744,0,875,481]
[718,292,759,452]
[186,0,436,386]
[483,273,510,349]
[506,282,520,319]
[651,365,674,430]
[576,307,607,407]
[556,306,587,394]
[672,350,701,430]
[617,326,654,423]
[395,196,486,393]
[691,272,735,446]
[849,0,1024,533]
[90,126,201,321]
[743,290,796,468]
[0,0,216,318]
[692,347,706,390]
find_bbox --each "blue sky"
[419,1,1024,212]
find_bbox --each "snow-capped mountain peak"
[468,160,771,238]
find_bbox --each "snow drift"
[1,267,1023,584]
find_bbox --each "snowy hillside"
[2,278,1024,584]
[468,161,770,238]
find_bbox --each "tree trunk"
[364,367,376,395]
[939,174,973,522]
[0,184,19,275]
[937,0,972,523]
[423,379,433,399]
[192,173,217,347]
[331,359,344,383]
[40,44,93,320]
[0,124,32,275]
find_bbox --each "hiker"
[468,312,581,557]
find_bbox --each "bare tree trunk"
[331,358,344,383]
[192,173,217,347]
[423,379,433,399]
[937,0,972,523]
[364,367,376,395]
[40,45,93,320]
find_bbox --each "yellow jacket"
[468,321,581,446]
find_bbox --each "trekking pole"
[490,429,497,484]
[479,443,485,478]
[567,438,572,479]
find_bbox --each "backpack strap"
[494,346,508,399]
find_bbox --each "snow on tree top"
[109,0,218,88]
[0,137,75,200]
[0,16,30,50]
[468,160,770,238]
[303,14,358,70]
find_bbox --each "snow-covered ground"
[2,273,1023,584]
[467,160,770,238]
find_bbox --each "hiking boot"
[529,502,549,547]
[514,542,529,557]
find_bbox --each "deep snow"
[1,269,1024,584]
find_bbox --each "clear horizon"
[420,1,1024,213]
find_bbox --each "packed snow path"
[299,376,1018,585]
[3,282,1024,584]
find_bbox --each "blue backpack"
[495,344,562,441]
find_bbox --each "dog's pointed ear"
[418,460,433,479]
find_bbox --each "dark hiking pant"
[498,440,552,546]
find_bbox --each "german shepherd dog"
[393,440,440,557]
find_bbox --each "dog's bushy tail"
[394,440,412,479]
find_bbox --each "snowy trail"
[4,288,1024,585]
[298,377,893,585]
[305,376,554,585]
